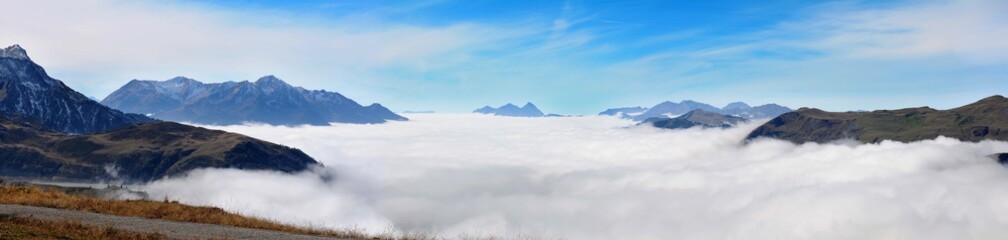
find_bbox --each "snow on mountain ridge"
[0,44,29,60]
[102,75,406,125]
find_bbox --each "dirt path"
[0,204,340,240]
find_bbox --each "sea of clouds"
[140,114,1008,239]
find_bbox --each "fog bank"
[143,114,1008,239]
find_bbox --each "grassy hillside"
[0,117,317,182]
[746,95,1008,143]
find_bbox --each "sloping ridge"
[746,95,1008,143]
[0,114,318,182]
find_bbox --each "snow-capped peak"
[256,75,291,86]
[0,44,30,60]
[255,75,292,94]
[166,76,197,83]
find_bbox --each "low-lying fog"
[141,114,1008,239]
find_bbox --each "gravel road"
[0,204,340,240]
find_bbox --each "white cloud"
[143,167,391,231]
[0,0,524,102]
[142,114,1008,239]
[655,0,1008,64]
[782,0,1008,63]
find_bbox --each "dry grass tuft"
[0,214,169,240]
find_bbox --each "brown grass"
[0,214,169,240]
[0,185,435,239]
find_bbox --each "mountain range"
[102,76,407,126]
[0,44,319,182]
[601,100,792,121]
[0,45,155,134]
[746,95,1008,144]
[474,102,546,117]
[642,109,749,129]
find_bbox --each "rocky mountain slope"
[745,95,1008,143]
[0,115,318,182]
[0,45,155,134]
[474,102,545,117]
[642,109,749,129]
[102,76,407,126]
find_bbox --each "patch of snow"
[0,44,30,60]
[20,81,41,91]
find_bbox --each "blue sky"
[1,0,1006,114]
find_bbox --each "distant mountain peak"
[522,102,542,111]
[0,44,155,134]
[0,44,30,60]
[254,75,293,94]
[474,102,546,117]
[167,76,196,82]
[163,76,201,87]
[255,75,288,85]
[723,102,751,110]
